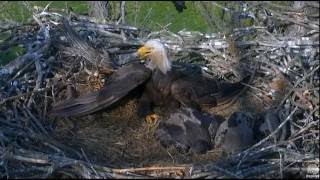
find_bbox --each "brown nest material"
[0,2,319,178]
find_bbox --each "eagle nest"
[0,2,319,179]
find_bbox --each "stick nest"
[0,2,319,178]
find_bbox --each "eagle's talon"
[145,114,160,125]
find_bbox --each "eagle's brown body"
[138,64,248,117]
[50,62,247,118]
[50,39,248,117]
[49,39,251,154]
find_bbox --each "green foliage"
[0,1,88,23]
[0,45,26,66]
[0,31,11,42]
[31,1,88,14]
[0,1,32,23]
[125,1,210,32]
[0,31,24,66]
[0,1,259,63]
[0,1,210,32]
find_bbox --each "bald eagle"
[49,39,248,118]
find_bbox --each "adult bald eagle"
[49,40,248,118]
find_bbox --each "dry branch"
[0,1,319,179]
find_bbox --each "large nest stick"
[0,2,319,178]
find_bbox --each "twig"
[0,88,50,105]
[112,166,189,173]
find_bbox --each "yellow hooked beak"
[137,46,153,59]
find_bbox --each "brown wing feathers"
[49,63,151,117]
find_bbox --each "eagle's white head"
[137,39,171,74]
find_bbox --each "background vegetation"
[0,1,318,178]
[0,1,211,32]
[0,1,292,66]
[0,1,211,65]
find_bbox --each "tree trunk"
[88,1,110,22]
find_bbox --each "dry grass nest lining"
[1,4,319,178]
